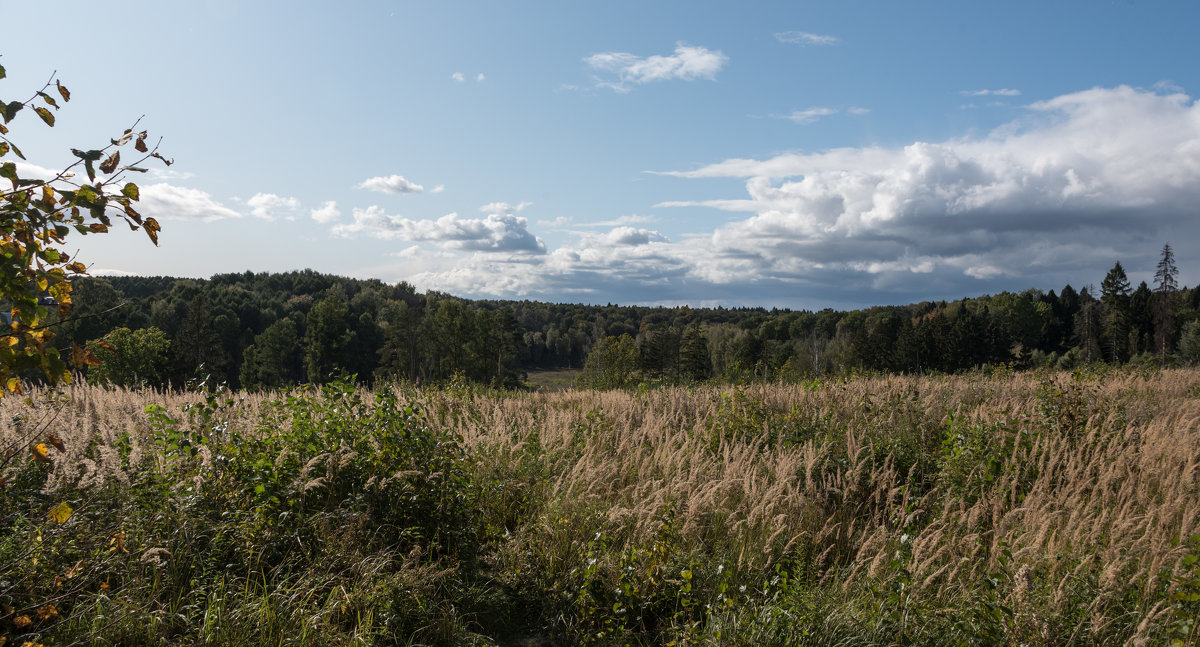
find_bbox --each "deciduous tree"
[0,62,168,392]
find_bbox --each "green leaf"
[34,106,55,127]
[122,183,140,200]
[0,101,22,124]
[0,63,6,80]
[0,162,16,190]
[84,160,96,182]
[9,142,24,160]
[37,91,58,109]
[121,166,149,173]
[71,148,103,162]
[0,142,8,158]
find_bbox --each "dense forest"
[48,245,1200,390]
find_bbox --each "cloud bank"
[334,206,545,254]
[356,86,1200,308]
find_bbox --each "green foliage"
[85,326,170,388]
[0,64,167,392]
[0,380,485,645]
[576,334,640,390]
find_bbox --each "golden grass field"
[2,369,1199,645]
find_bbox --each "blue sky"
[4,1,1200,309]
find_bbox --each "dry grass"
[3,369,1199,644]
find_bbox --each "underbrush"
[2,369,1199,645]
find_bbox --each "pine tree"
[1153,243,1180,364]
[1100,263,1131,363]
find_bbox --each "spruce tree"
[1153,243,1180,364]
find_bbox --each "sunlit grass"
[2,369,1199,645]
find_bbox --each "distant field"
[524,367,580,392]
[3,370,1200,645]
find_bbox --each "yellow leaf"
[36,604,57,620]
[48,502,72,524]
[31,442,50,463]
[6,377,21,394]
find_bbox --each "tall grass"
[2,370,1199,645]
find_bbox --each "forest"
[50,245,1200,391]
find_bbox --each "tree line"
[49,245,1200,390]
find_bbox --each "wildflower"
[35,606,56,621]
[12,615,31,628]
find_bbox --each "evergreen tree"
[240,318,302,389]
[173,294,229,383]
[679,323,712,381]
[1074,286,1103,364]
[303,287,354,383]
[1100,262,1132,363]
[1153,243,1180,364]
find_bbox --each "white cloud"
[476,73,485,82]
[537,216,572,228]
[960,88,1021,97]
[310,201,342,224]
[385,85,1200,308]
[579,214,654,228]
[451,72,465,82]
[775,107,838,124]
[334,206,545,253]
[585,43,728,92]
[479,200,532,214]
[139,183,241,222]
[848,106,871,115]
[13,162,59,181]
[358,174,425,194]
[774,31,839,46]
[431,185,445,193]
[246,193,300,220]
[598,226,668,246]
[653,85,1200,292]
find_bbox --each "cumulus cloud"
[139,183,241,222]
[333,207,545,253]
[310,201,342,224]
[585,43,727,92]
[476,73,485,82]
[651,85,1200,297]
[774,31,839,46]
[246,193,300,220]
[451,72,465,82]
[597,226,668,246]
[383,85,1200,308]
[358,175,425,194]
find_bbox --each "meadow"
[2,368,1200,646]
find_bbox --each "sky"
[4,0,1200,310]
